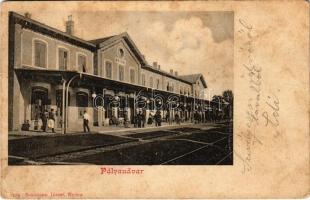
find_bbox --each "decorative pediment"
[89,32,147,66]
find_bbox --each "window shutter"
[119,65,124,81]
[64,51,68,69]
[130,69,135,83]
[59,50,63,70]
[105,62,112,78]
[35,44,40,67]
[78,55,86,72]
[40,43,46,68]
[59,49,68,70]
[34,41,46,68]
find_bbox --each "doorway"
[31,87,48,130]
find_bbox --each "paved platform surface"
[8,122,233,165]
[8,122,196,138]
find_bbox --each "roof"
[88,32,148,66]
[179,74,201,83]
[9,12,96,51]
[179,74,207,88]
[90,33,208,87]
[10,11,208,88]
[88,35,116,45]
[143,64,192,85]
[89,34,204,85]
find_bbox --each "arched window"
[119,65,124,81]
[76,92,88,118]
[105,61,112,79]
[33,40,47,68]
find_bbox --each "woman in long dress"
[48,109,56,133]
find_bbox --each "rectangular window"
[119,65,124,81]
[141,74,146,86]
[105,61,112,79]
[34,41,47,68]
[59,48,68,70]
[78,54,86,72]
[130,69,135,84]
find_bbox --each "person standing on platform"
[137,111,142,128]
[48,109,56,133]
[175,113,181,125]
[41,109,48,132]
[83,110,91,133]
[155,110,162,127]
[142,111,146,128]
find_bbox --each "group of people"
[39,109,221,133]
[40,109,56,133]
[37,109,223,134]
[134,111,146,128]
[134,110,163,128]
[134,110,187,128]
[165,113,181,125]
[193,112,202,124]
[40,109,91,133]
[39,108,210,133]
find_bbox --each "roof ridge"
[10,12,96,48]
[179,73,201,77]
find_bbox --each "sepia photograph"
[1,1,309,199]
[8,10,234,165]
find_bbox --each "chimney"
[170,69,173,75]
[158,65,161,70]
[24,12,31,18]
[175,71,178,76]
[153,61,158,69]
[66,15,74,35]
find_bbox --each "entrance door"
[31,87,48,130]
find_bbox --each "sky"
[27,11,234,97]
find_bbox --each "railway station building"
[8,12,209,132]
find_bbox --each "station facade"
[8,12,208,132]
